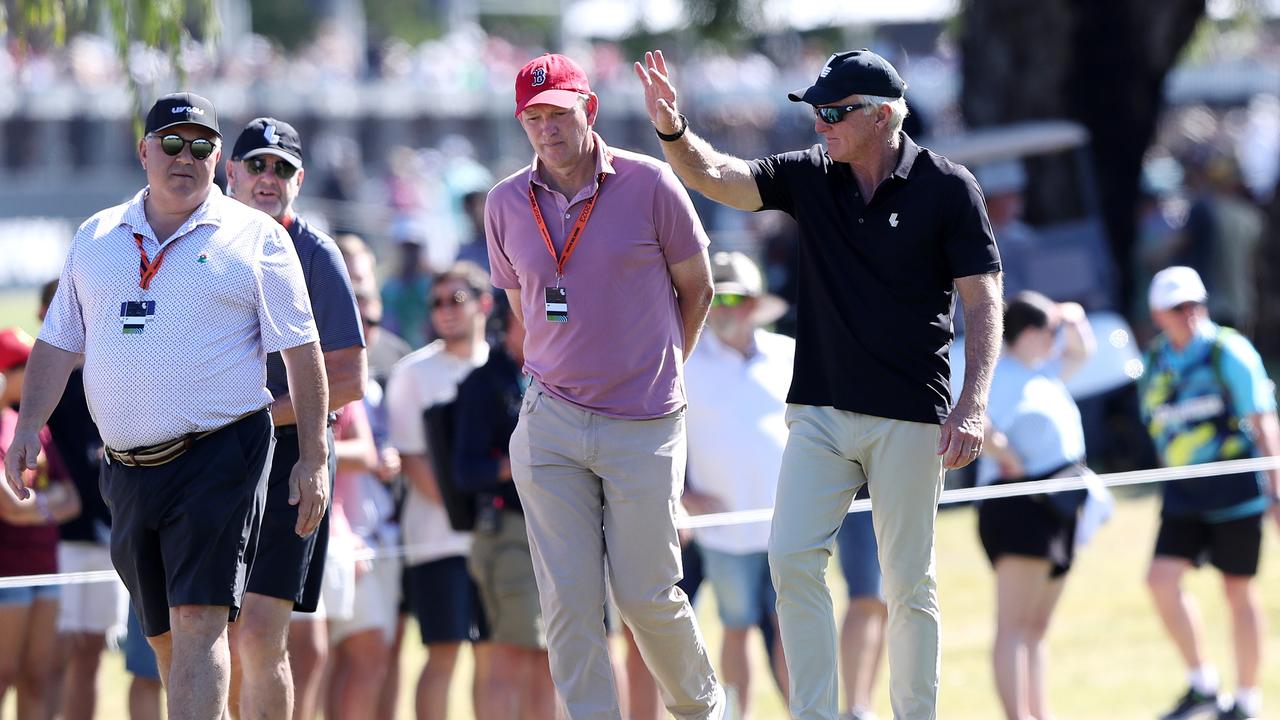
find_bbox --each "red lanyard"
[133,234,177,291]
[527,173,606,280]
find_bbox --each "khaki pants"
[769,405,944,720]
[509,384,723,720]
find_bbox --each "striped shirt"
[41,186,318,451]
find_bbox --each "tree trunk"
[960,0,1205,313]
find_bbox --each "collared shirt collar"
[529,131,617,200]
[122,184,227,246]
[891,132,920,180]
[831,131,919,184]
[701,327,762,363]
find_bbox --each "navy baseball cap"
[788,50,906,105]
[231,117,304,168]
[144,92,220,137]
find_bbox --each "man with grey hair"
[635,49,1003,720]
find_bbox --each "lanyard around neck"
[133,234,178,291]
[527,173,606,281]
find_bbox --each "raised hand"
[632,50,682,135]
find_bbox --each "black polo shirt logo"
[889,212,900,227]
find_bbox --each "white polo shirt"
[684,329,795,554]
[40,186,317,451]
[385,339,489,565]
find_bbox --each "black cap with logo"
[231,117,304,168]
[788,50,906,106]
[144,92,221,137]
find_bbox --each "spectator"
[1140,267,1279,720]
[451,296,556,719]
[456,190,491,272]
[381,221,434,350]
[0,327,81,720]
[487,53,723,719]
[683,251,792,719]
[334,232,412,720]
[224,116,367,720]
[325,399,398,720]
[978,292,1096,720]
[123,607,162,720]
[386,261,493,720]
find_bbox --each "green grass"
[0,288,39,336]
[4,495,1277,718]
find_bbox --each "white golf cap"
[1149,266,1207,311]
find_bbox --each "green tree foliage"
[250,0,317,51]
[5,0,216,129]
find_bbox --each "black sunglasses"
[244,156,299,180]
[814,103,870,124]
[154,134,217,160]
[431,290,471,309]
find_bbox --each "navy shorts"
[978,493,1077,578]
[836,510,883,599]
[124,605,159,680]
[404,555,488,645]
[102,409,273,637]
[1154,512,1262,577]
[244,427,336,612]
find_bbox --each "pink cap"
[514,54,592,117]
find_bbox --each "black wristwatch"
[656,113,688,142]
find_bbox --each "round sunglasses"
[153,134,217,160]
[244,156,299,180]
[813,102,870,124]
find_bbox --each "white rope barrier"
[3,455,1278,590]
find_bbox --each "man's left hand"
[939,405,984,470]
[289,460,329,537]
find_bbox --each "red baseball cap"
[514,54,592,117]
[0,327,35,373]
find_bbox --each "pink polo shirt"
[485,134,710,419]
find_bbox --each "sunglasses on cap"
[814,103,870,124]
[431,290,472,309]
[153,134,217,161]
[712,294,748,308]
[244,156,299,180]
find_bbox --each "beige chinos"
[769,404,945,720]
[510,383,723,720]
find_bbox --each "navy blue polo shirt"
[265,215,365,403]
[749,133,1001,424]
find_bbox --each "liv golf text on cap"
[145,92,221,138]
[232,117,304,168]
[788,50,906,106]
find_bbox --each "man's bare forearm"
[657,130,762,211]
[954,274,1003,415]
[15,341,80,435]
[280,341,329,464]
